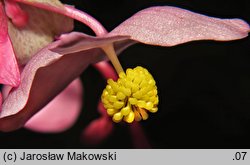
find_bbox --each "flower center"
[101,66,158,123]
[101,44,159,123]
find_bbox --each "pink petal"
[0,92,2,112]
[0,37,20,87]
[0,2,7,41]
[0,2,20,86]
[109,6,250,46]
[81,117,113,146]
[0,32,130,132]
[24,78,83,133]
[51,7,249,56]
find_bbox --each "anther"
[101,66,159,123]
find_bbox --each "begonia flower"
[0,0,249,146]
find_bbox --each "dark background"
[0,0,249,148]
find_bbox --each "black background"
[0,0,250,148]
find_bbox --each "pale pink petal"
[24,78,83,133]
[0,2,20,86]
[109,6,250,46]
[52,7,249,56]
[0,32,130,132]
[81,117,113,146]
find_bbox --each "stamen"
[101,44,158,123]
[101,44,124,74]
[134,109,142,121]
[101,66,159,123]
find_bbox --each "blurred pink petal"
[81,117,113,146]
[97,101,108,117]
[0,33,130,132]
[24,78,83,133]
[94,61,117,81]
[130,122,151,148]
[80,62,117,145]
[109,6,250,46]
[0,2,20,86]
[94,62,117,117]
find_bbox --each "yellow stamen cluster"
[101,66,159,123]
